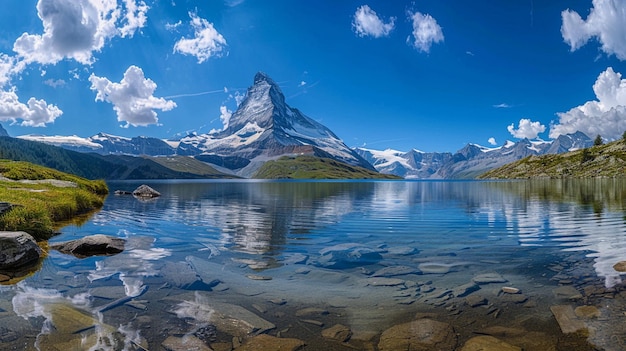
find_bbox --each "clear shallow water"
[2,179,626,350]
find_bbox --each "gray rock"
[378,318,457,351]
[454,282,480,297]
[50,234,125,258]
[473,273,507,284]
[372,265,420,277]
[316,243,383,269]
[132,184,161,198]
[364,277,406,287]
[553,286,582,300]
[0,231,42,269]
[161,261,203,289]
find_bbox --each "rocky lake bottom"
[1,179,626,350]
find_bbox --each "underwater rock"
[473,273,507,284]
[316,243,383,269]
[372,265,420,277]
[417,262,461,274]
[132,184,161,198]
[613,261,626,272]
[322,324,352,342]
[171,292,276,337]
[0,231,42,269]
[364,277,406,287]
[50,234,125,258]
[236,334,305,351]
[460,335,521,351]
[574,305,601,319]
[162,335,213,351]
[161,261,204,289]
[501,286,520,294]
[550,305,587,334]
[454,282,480,297]
[378,318,457,351]
[465,295,488,307]
[553,286,582,300]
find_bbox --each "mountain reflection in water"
[0,179,625,350]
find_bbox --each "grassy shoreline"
[0,160,108,240]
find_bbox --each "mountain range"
[13,73,594,179]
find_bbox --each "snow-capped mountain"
[354,148,452,179]
[176,72,374,176]
[18,133,176,156]
[359,132,593,179]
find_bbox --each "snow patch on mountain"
[18,134,103,150]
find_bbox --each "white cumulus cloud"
[550,67,626,140]
[407,11,444,53]
[174,12,227,63]
[507,118,546,139]
[488,137,497,146]
[561,0,626,60]
[13,0,149,65]
[89,65,176,128]
[0,89,62,127]
[0,54,26,88]
[352,5,395,38]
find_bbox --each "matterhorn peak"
[254,71,276,85]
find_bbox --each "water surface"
[2,179,626,350]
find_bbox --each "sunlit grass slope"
[0,160,108,240]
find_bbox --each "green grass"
[479,139,626,179]
[253,156,402,179]
[0,160,108,240]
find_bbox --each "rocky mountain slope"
[480,139,626,179]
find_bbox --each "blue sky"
[1,0,626,152]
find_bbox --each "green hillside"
[254,155,402,179]
[0,160,108,240]
[480,139,626,179]
[0,137,235,180]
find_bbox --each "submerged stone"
[321,324,352,342]
[473,272,507,284]
[236,334,305,351]
[553,286,582,300]
[316,243,383,269]
[550,305,587,334]
[460,335,521,351]
[613,261,626,272]
[574,305,601,319]
[162,335,213,351]
[372,265,420,277]
[378,318,457,351]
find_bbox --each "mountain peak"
[254,71,276,85]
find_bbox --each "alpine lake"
[3,179,626,350]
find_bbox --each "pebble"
[501,287,520,294]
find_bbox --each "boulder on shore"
[132,185,161,198]
[50,234,126,258]
[0,231,42,269]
